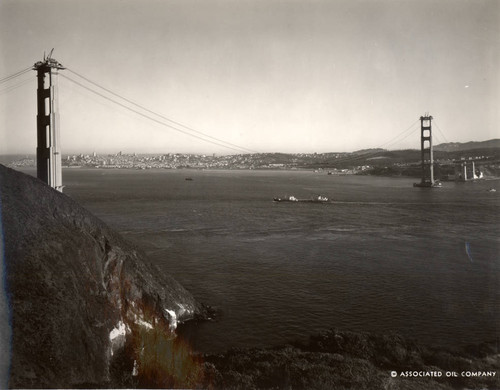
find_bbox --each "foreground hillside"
[0,164,208,388]
[201,330,499,390]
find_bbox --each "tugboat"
[273,195,298,202]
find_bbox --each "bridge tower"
[414,114,437,187]
[33,52,64,192]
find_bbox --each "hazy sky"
[0,0,498,155]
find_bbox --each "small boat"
[487,188,496,192]
[314,195,329,202]
[185,177,193,181]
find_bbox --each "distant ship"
[273,195,330,203]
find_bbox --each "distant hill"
[351,148,385,155]
[0,154,33,165]
[434,139,500,152]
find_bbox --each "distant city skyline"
[1,0,498,155]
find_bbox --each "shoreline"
[11,165,500,182]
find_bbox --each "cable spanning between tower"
[317,118,421,166]
[0,67,32,84]
[63,68,258,154]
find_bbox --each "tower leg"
[414,115,436,187]
[35,60,63,192]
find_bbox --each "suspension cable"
[0,67,32,84]
[323,119,421,165]
[0,76,35,95]
[433,120,449,144]
[65,67,258,154]
[60,74,255,154]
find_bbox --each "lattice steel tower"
[33,52,64,192]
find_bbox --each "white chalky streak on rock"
[177,303,192,317]
[109,321,126,341]
[134,314,153,330]
[165,309,177,330]
[109,320,127,356]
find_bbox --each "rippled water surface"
[62,169,499,353]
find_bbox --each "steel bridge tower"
[33,53,64,192]
[414,114,438,187]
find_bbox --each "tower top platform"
[33,50,64,70]
[33,57,65,70]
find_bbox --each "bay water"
[61,169,499,353]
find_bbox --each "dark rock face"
[0,165,205,388]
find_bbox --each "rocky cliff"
[0,164,207,388]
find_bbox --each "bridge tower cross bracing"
[33,55,65,192]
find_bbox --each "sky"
[0,0,498,155]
